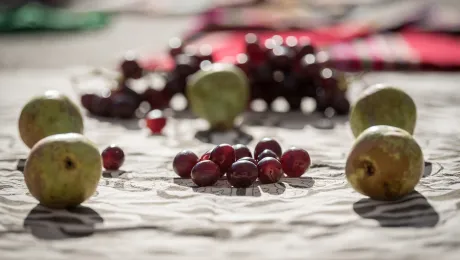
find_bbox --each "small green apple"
[186,63,249,131]
[19,90,84,148]
[345,125,424,201]
[349,84,416,138]
[24,133,102,208]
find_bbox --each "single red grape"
[227,161,258,188]
[257,149,278,161]
[280,147,311,177]
[120,52,143,79]
[254,138,282,158]
[142,88,170,110]
[173,150,199,178]
[145,109,167,134]
[199,149,212,161]
[233,144,252,160]
[257,157,283,184]
[102,145,125,170]
[210,144,235,176]
[191,160,220,187]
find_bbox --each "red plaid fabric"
[142,4,460,72]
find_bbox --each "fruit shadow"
[86,113,141,130]
[281,176,315,189]
[102,170,127,178]
[422,161,443,178]
[194,127,254,145]
[23,204,104,240]
[173,178,288,197]
[353,191,439,228]
[243,111,348,130]
[16,158,26,172]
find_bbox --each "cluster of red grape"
[79,33,350,122]
[165,34,350,114]
[79,54,170,119]
[79,54,168,134]
[173,138,311,188]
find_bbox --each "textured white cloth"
[0,70,459,260]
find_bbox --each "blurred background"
[1,0,459,70]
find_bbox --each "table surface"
[1,13,460,260]
[1,69,459,260]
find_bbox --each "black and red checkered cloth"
[142,2,460,73]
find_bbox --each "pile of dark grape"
[79,33,350,119]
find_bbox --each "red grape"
[280,147,311,177]
[257,157,283,184]
[227,161,258,188]
[191,160,220,187]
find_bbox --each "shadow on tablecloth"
[23,204,103,240]
[353,191,439,228]
[173,176,314,197]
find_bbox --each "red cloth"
[141,6,460,72]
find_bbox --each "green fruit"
[345,125,424,201]
[24,133,102,208]
[19,90,84,148]
[349,84,416,138]
[186,63,249,130]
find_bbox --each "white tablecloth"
[0,69,459,260]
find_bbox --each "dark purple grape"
[120,53,143,79]
[168,37,183,58]
[173,150,199,178]
[227,161,258,188]
[81,94,112,117]
[110,86,141,118]
[254,138,282,158]
[299,53,321,77]
[94,96,113,117]
[163,73,186,96]
[268,46,294,71]
[233,144,252,160]
[111,96,138,118]
[142,88,170,110]
[283,75,303,110]
[112,85,142,102]
[258,157,283,184]
[174,54,199,78]
[210,144,235,176]
[80,94,95,111]
[280,147,311,177]
[315,68,340,113]
[332,95,350,115]
[257,149,278,161]
[317,68,339,90]
[191,160,220,187]
[238,157,257,165]
[296,36,315,61]
[244,33,264,64]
